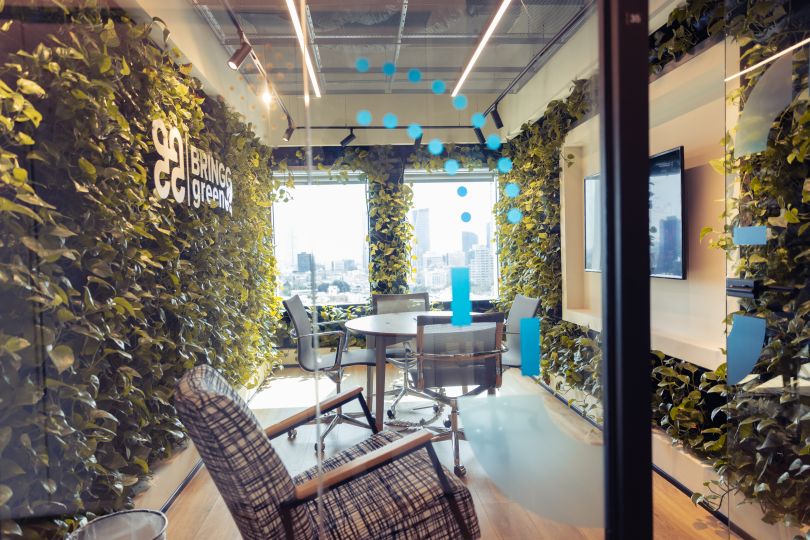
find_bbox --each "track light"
[282,116,295,142]
[228,39,252,70]
[491,106,504,129]
[473,127,486,145]
[340,129,356,147]
[414,134,423,148]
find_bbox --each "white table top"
[344,311,454,337]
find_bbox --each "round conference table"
[344,311,453,430]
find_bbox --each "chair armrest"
[293,431,433,502]
[264,387,375,440]
[291,329,345,340]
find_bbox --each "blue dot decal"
[383,113,398,129]
[498,157,513,173]
[408,68,422,83]
[407,123,423,140]
[507,208,523,224]
[453,94,468,110]
[432,80,446,94]
[355,57,370,73]
[461,212,472,223]
[471,113,486,128]
[356,110,372,126]
[504,182,520,198]
[486,134,502,151]
[383,62,396,77]
[457,186,468,197]
[445,159,460,175]
[428,138,444,155]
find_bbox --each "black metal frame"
[598,0,652,539]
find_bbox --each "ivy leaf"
[16,78,45,96]
[48,345,75,374]
[3,336,30,353]
[0,485,12,506]
[78,156,97,179]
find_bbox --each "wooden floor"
[167,366,735,539]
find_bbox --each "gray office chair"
[370,292,435,419]
[502,294,541,369]
[283,294,376,453]
[410,313,506,477]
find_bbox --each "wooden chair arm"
[264,387,368,440]
[293,431,433,502]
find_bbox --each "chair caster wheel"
[433,404,440,413]
[314,443,325,454]
[287,429,297,440]
[444,419,452,428]
[387,409,396,419]
[454,466,466,477]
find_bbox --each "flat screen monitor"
[584,146,685,279]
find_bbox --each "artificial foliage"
[0,5,284,537]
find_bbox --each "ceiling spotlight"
[228,39,252,71]
[262,88,273,105]
[340,128,356,147]
[491,106,504,129]
[473,127,486,145]
[282,117,295,142]
[414,134,423,148]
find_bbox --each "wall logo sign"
[151,118,234,215]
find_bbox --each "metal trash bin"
[68,509,167,540]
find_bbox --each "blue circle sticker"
[471,113,486,129]
[453,95,468,110]
[408,68,422,83]
[507,208,523,224]
[432,80,446,94]
[498,157,513,174]
[356,110,372,126]
[445,159,460,175]
[428,138,444,155]
[355,57,370,73]
[383,113,398,129]
[407,123,423,140]
[504,182,520,198]
[457,186,468,197]
[461,212,472,223]
[486,134,502,151]
[383,62,396,77]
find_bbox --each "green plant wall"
[0,5,284,538]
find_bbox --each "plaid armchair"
[175,365,480,540]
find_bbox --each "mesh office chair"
[284,294,376,453]
[175,365,481,540]
[370,292,434,419]
[410,313,505,477]
[502,294,541,370]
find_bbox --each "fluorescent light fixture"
[284,0,322,98]
[452,0,512,97]
[725,36,810,82]
[228,41,252,70]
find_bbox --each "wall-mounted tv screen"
[584,146,686,279]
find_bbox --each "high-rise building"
[297,252,314,273]
[462,231,478,254]
[447,251,466,267]
[470,245,495,293]
[412,208,431,257]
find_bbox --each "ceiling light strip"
[452,0,513,97]
[724,36,810,82]
[285,0,322,97]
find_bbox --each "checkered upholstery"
[176,365,480,540]
[175,365,314,539]
[294,431,481,539]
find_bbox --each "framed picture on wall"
[584,174,601,272]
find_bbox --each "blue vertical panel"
[727,314,767,385]
[520,317,541,376]
[450,267,472,326]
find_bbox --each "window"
[407,170,498,301]
[274,172,369,305]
